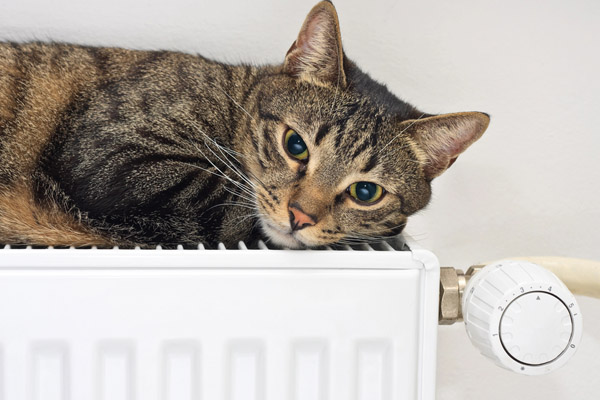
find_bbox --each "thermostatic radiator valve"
[440,260,584,375]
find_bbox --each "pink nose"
[289,203,317,231]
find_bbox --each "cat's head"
[244,1,489,248]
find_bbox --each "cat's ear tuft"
[404,112,490,180]
[284,1,346,87]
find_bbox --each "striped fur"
[0,1,489,248]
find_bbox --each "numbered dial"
[462,260,582,375]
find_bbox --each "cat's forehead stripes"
[314,123,331,145]
[325,101,362,143]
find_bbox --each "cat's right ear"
[284,1,346,87]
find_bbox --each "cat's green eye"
[348,181,384,204]
[284,129,308,161]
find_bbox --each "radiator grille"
[1,237,410,251]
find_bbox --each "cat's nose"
[288,202,317,231]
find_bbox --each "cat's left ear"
[284,1,346,87]
[403,112,490,180]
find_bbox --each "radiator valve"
[441,260,583,375]
[438,265,481,324]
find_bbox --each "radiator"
[0,237,440,400]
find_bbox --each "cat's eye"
[348,181,384,204]
[284,129,308,161]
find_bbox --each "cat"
[0,1,489,249]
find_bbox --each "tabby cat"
[0,1,489,249]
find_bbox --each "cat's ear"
[284,1,346,87]
[403,112,490,180]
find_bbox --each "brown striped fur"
[0,2,489,248]
[0,43,162,246]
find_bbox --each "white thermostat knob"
[462,260,582,375]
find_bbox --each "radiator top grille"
[1,237,409,252]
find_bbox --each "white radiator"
[0,237,440,400]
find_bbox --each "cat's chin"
[259,219,311,249]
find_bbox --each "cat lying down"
[0,1,489,248]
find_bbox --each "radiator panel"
[0,242,439,400]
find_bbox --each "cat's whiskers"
[180,157,256,201]
[203,141,254,188]
[200,130,247,159]
[359,233,397,241]
[229,209,269,234]
[176,93,269,194]
[181,117,245,163]
[232,211,263,226]
[249,213,267,231]
[185,150,257,202]
[378,113,426,155]
[404,232,429,241]
[371,139,424,169]
[187,98,270,190]
[208,140,258,190]
[261,233,274,246]
[205,135,246,159]
[189,134,251,186]
[207,202,256,212]
[222,186,256,205]
[333,237,373,246]
[195,127,270,192]
[159,114,258,199]
[177,113,248,165]
[358,221,406,235]
[342,221,409,243]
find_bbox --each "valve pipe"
[493,257,600,299]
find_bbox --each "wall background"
[1,0,598,398]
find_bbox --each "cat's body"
[0,2,489,248]
[0,43,276,247]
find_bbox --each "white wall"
[1,0,598,398]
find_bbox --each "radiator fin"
[1,237,408,252]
